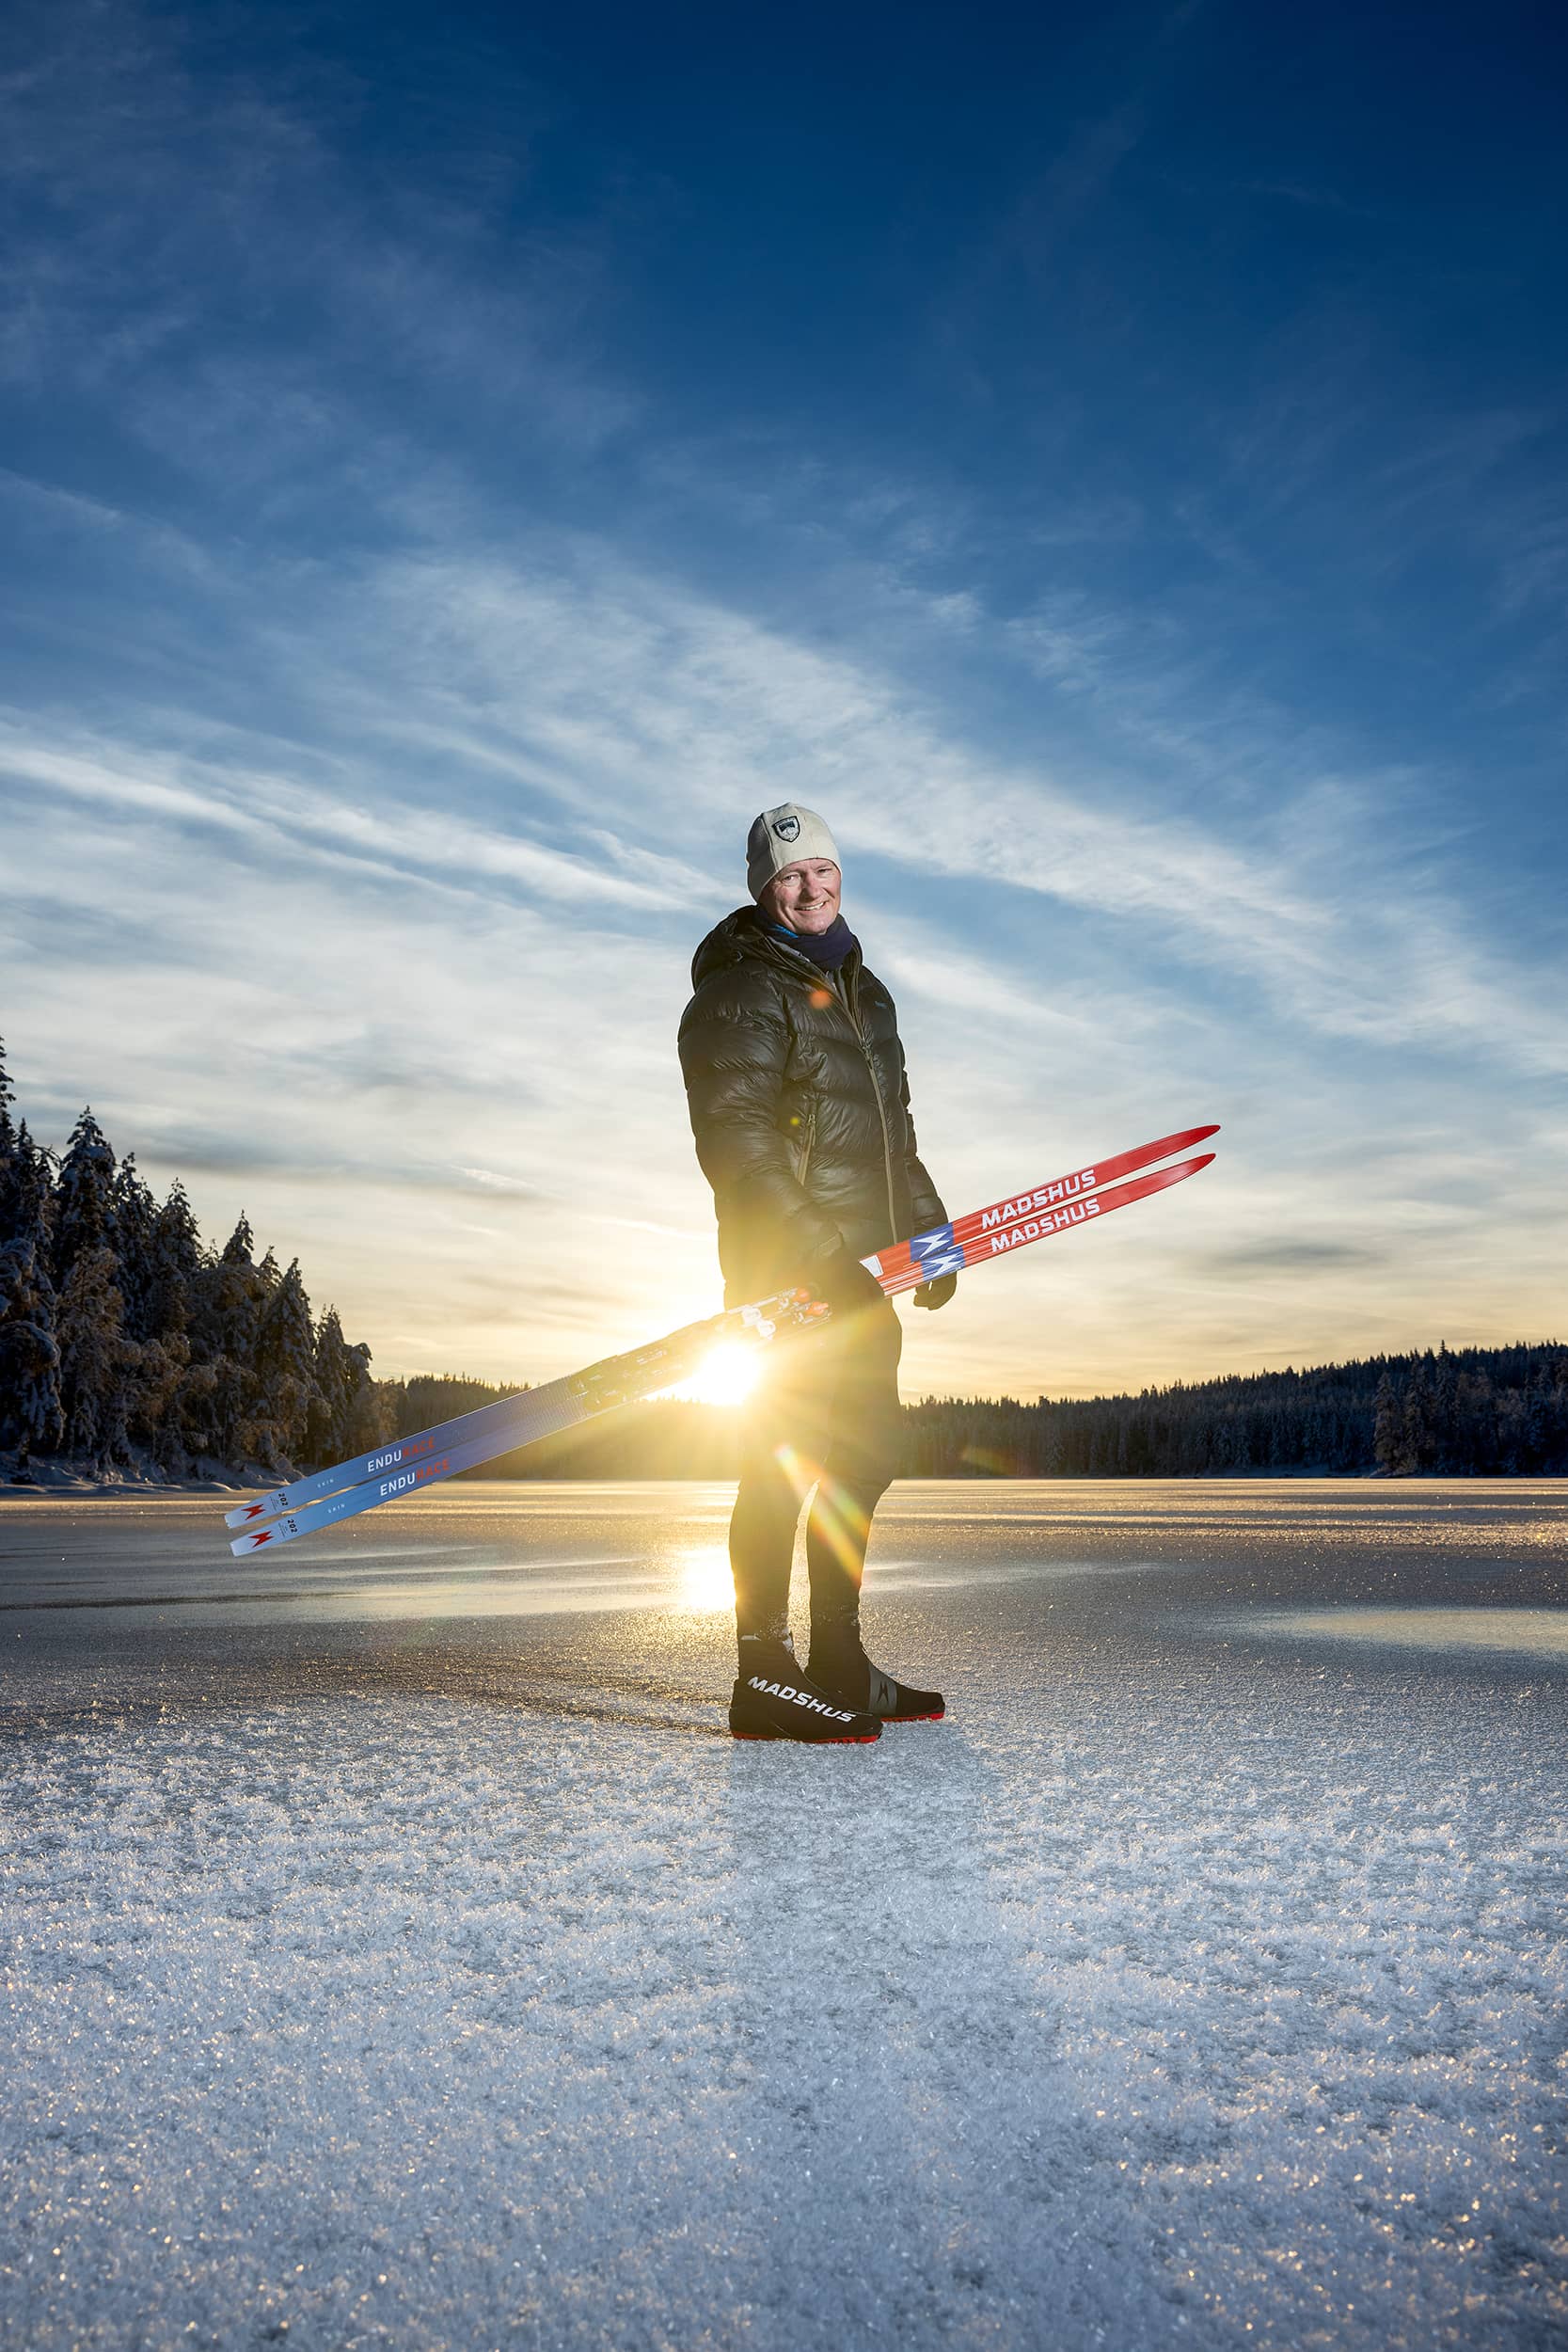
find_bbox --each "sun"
[668,1342,763,1408]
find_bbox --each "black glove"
[816,1253,888,1315]
[913,1270,958,1311]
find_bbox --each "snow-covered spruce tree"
[49,1111,134,1470]
[185,1212,253,1367]
[256,1257,315,1467]
[0,1234,66,1470]
[112,1155,158,1343]
[145,1182,204,1471]
[52,1109,118,1289]
[307,1306,388,1467]
[0,1120,54,1262]
[0,1065,64,1474]
[149,1183,202,1343]
[0,1036,15,1218]
[307,1305,354,1465]
[55,1245,129,1469]
[185,1216,276,1466]
[107,1153,187,1465]
[0,1042,56,1255]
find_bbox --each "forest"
[4,1043,1566,1484]
[0,1041,390,1481]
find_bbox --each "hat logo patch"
[773,815,800,841]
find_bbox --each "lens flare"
[669,1343,763,1408]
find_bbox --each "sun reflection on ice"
[675,1546,736,1613]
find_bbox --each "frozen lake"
[2,1479,1565,2348]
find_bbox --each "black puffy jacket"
[678,908,946,1303]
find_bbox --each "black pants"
[729,1293,904,1645]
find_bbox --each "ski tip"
[1100,1152,1218,1213]
[1150,1150,1216,1184]
[1142,1151,1215,1191]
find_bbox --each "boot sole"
[881,1709,945,1722]
[730,1729,880,1744]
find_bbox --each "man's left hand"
[912,1271,958,1311]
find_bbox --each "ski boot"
[808,1624,945,1724]
[730,1633,881,1744]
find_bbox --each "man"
[678,803,956,1745]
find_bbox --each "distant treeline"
[899,1344,1568,1478]
[5,1041,1565,1483]
[394,1344,1568,1482]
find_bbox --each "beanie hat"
[746,803,840,899]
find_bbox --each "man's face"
[757,858,842,935]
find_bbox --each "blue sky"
[3,0,1564,1397]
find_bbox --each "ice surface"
[1,1480,1565,2349]
[1240,1607,1568,1660]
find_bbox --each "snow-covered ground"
[2,1481,1565,2350]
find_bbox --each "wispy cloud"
[0,724,678,913]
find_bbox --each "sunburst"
[667,1342,763,1408]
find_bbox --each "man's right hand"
[816,1253,886,1316]
[912,1270,958,1311]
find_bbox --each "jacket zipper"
[768,932,898,1241]
[845,961,899,1242]
[794,1095,816,1186]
